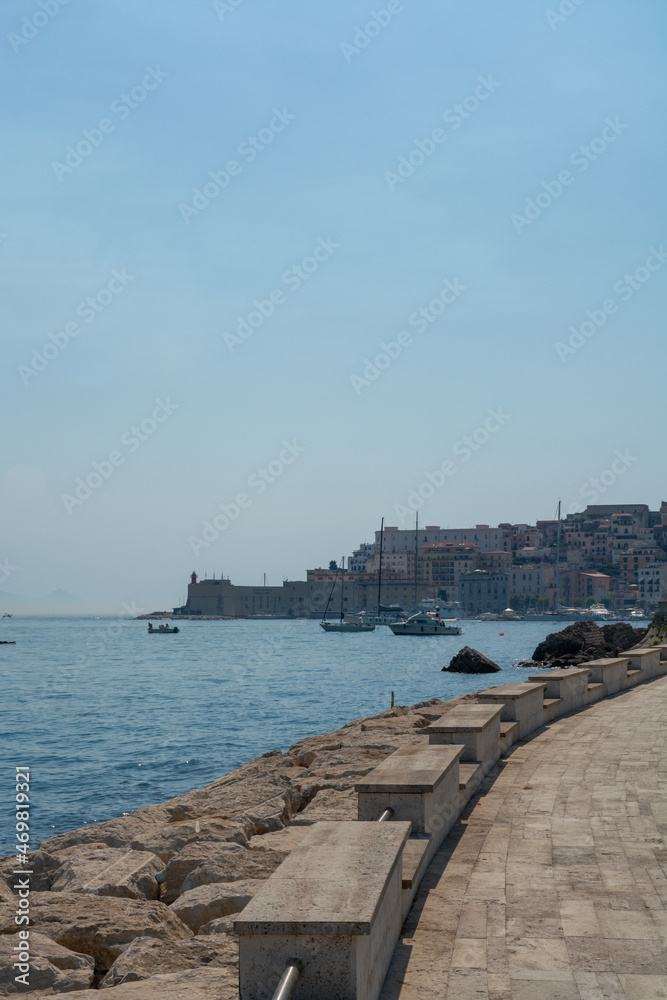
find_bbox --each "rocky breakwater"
[526,619,647,669]
[0,695,473,997]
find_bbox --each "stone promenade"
[382,675,667,1000]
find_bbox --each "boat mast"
[555,500,562,611]
[339,556,345,622]
[414,512,418,609]
[377,518,384,617]
[322,563,339,622]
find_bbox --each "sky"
[1,0,666,613]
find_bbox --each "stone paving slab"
[381,676,667,1000]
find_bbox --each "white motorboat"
[586,603,612,619]
[389,609,462,636]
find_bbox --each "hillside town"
[176,502,667,618]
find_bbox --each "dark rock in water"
[532,619,648,667]
[533,620,604,664]
[600,622,647,656]
[443,646,501,673]
[515,660,538,669]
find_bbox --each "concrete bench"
[583,657,630,697]
[356,746,462,847]
[458,761,484,795]
[529,668,590,719]
[542,696,563,721]
[624,646,663,682]
[586,681,606,704]
[235,820,411,1000]
[476,681,546,739]
[424,704,502,772]
[401,836,432,890]
[499,720,520,752]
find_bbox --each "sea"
[0,614,619,855]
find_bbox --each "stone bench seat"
[424,704,502,766]
[401,837,431,889]
[459,761,483,793]
[529,668,591,716]
[584,657,630,696]
[625,647,662,681]
[499,720,520,751]
[542,696,563,722]
[356,746,463,880]
[235,821,411,1000]
[356,746,462,832]
[477,681,546,738]
[586,682,606,704]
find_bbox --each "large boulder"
[99,933,237,988]
[532,620,648,667]
[0,851,63,894]
[443,646,501,673]
[289,787,357,825]
[0,932,94,995]
[532,620,606,665]
[163,843,247,905]
[50,846,163,900]
[15,967,239,1000]
[600,621,647,654]
[133,819,248,863]
[12,893,192,970]
[169,880,262,933]
[180,847,286,895]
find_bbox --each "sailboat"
[320,557,375,632]
[524,500,576,621]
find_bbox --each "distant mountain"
[0,589,84,613]
[42,590,83,605]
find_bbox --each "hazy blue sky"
[2,0,666,612]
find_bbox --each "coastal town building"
[417,543,480,597]
[638,563,667,610]
[459,571,509,614]
[176,503,667,617]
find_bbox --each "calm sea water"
[0,615,590,854]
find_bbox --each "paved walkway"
[382,676,667,1000]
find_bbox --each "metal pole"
[271,962,302,1000]
[377,517,384,617]
[414,512,418,609]
[378,808,394,822]
[555,499,562,611]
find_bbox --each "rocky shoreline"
[1,692,476,996]
[2,617,657,997]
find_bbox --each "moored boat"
[148,623,180,633]
[389,609,462,636]
[320,618,376,632]
[320,557,376,633]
